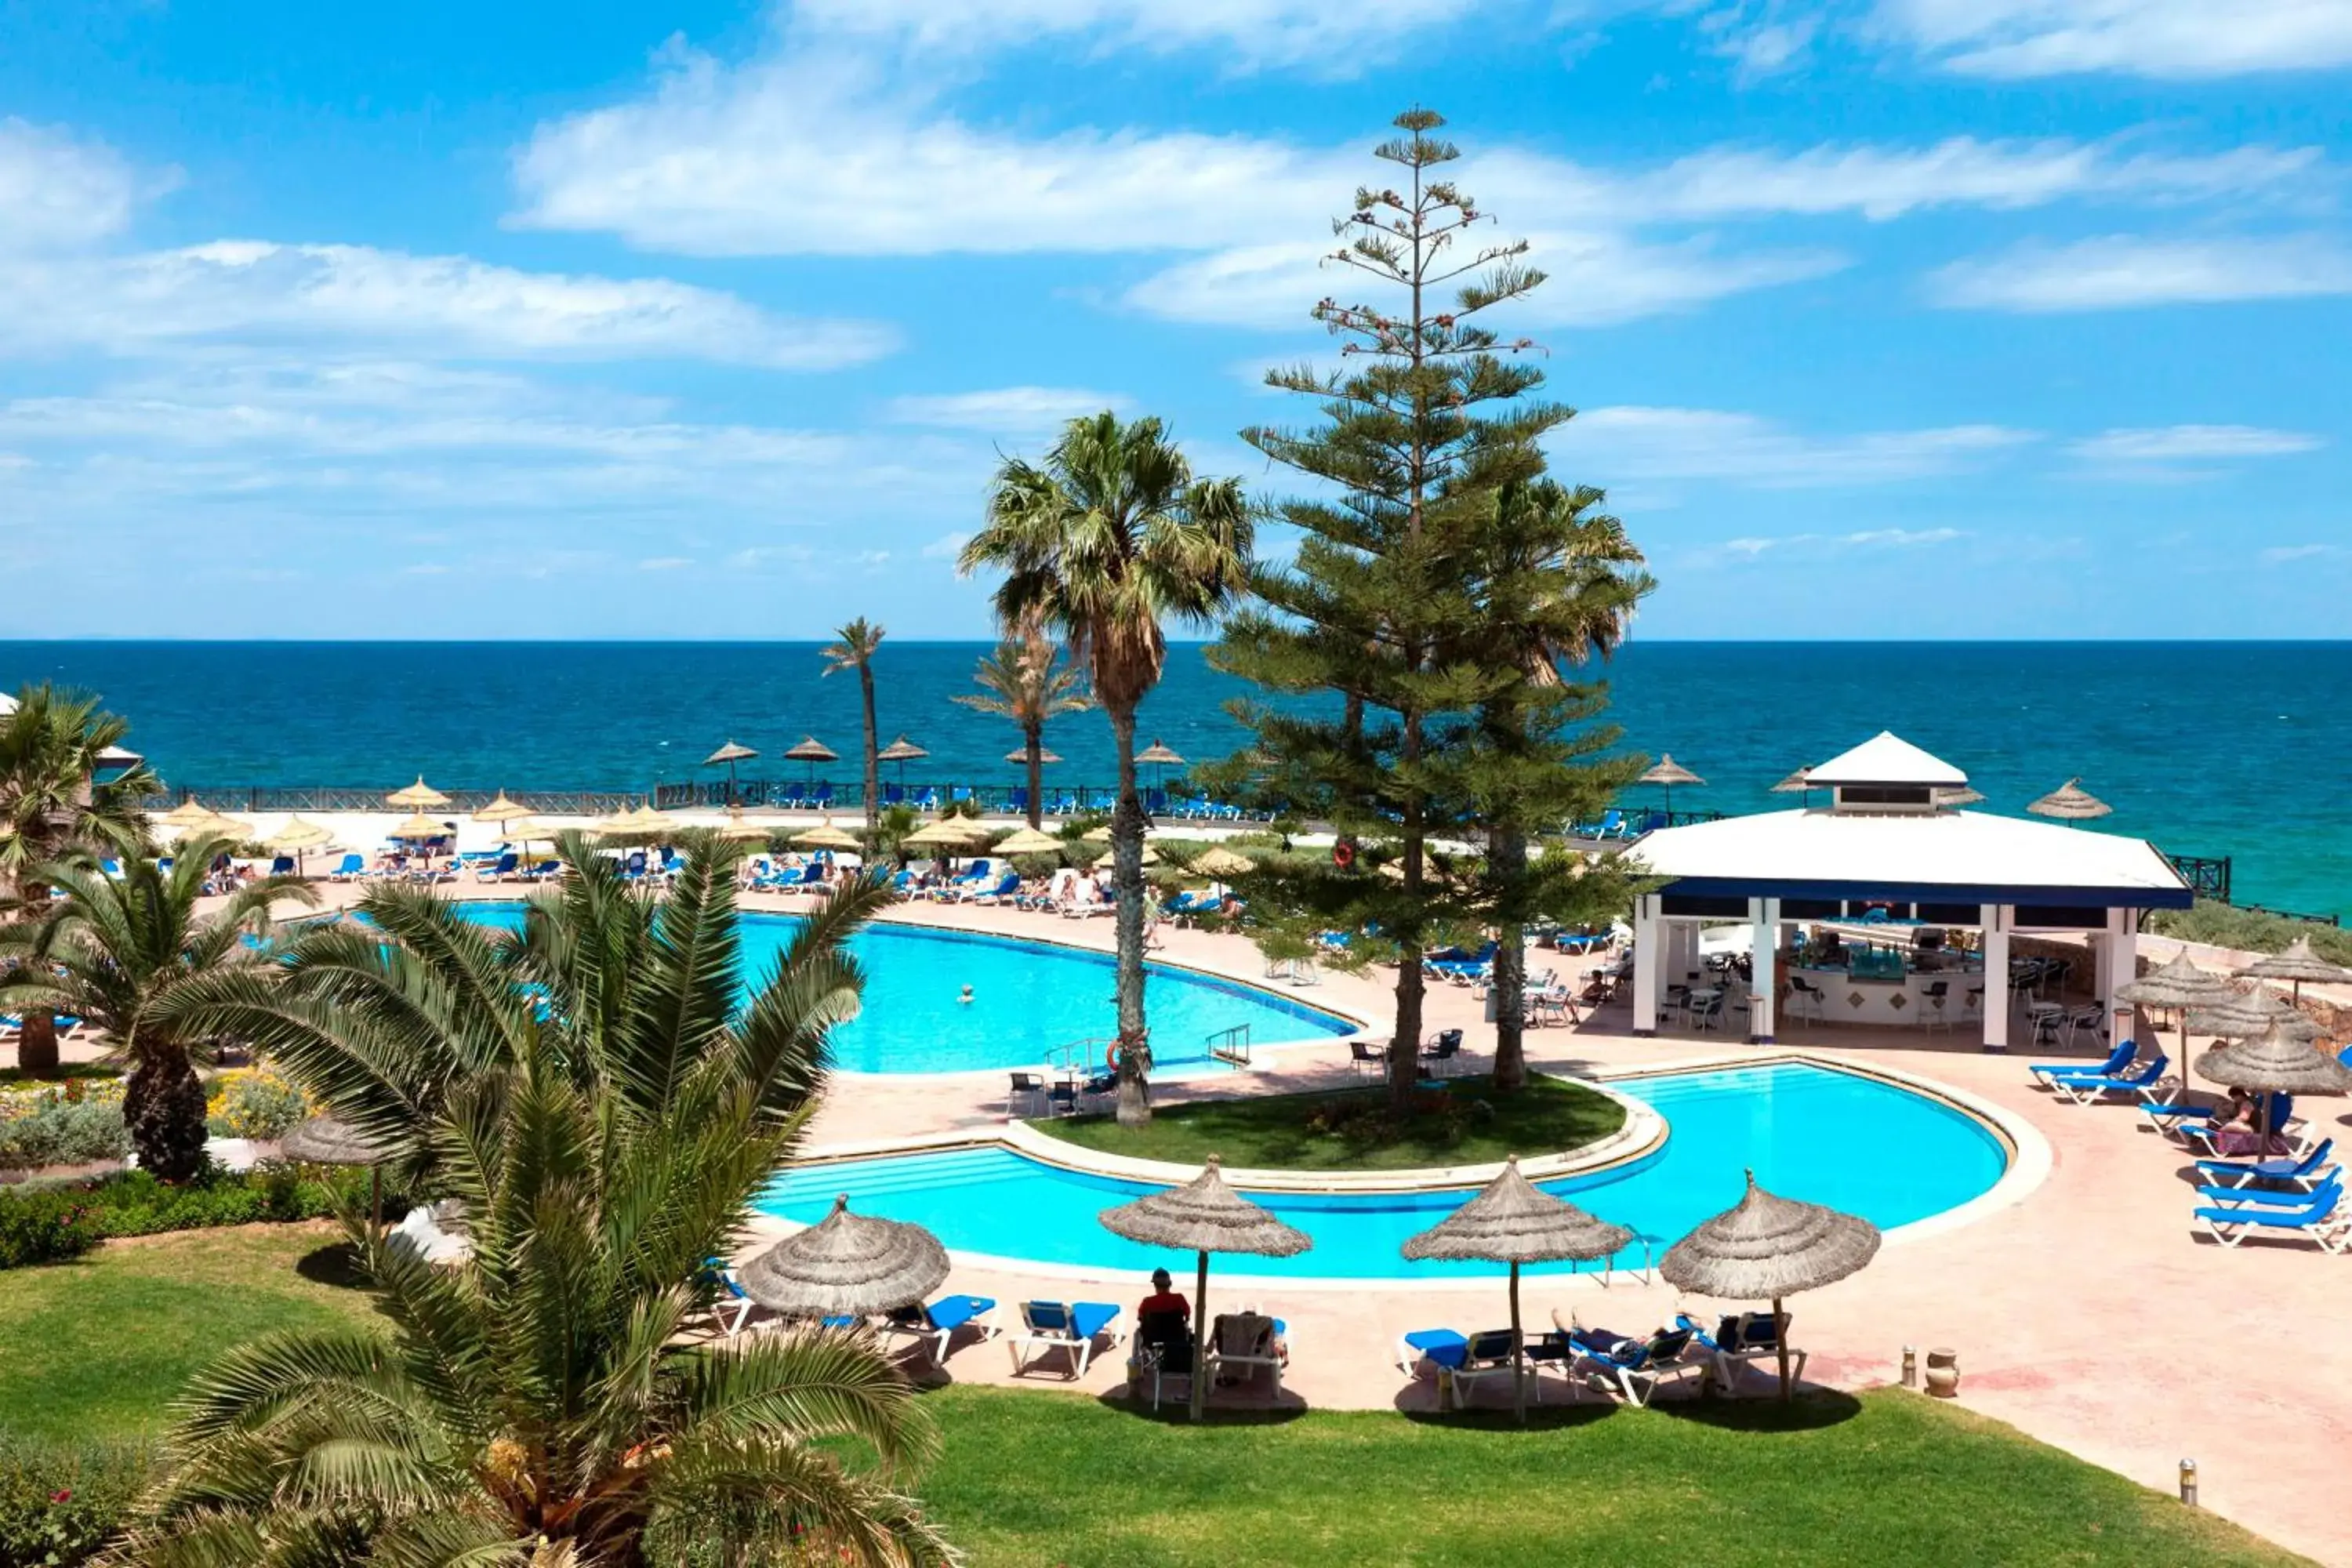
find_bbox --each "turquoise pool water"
[446,904,1356,1074]
[756,1062,2010,1279]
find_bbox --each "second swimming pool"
[756,1059,2012,1279]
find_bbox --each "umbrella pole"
[1774,1295,1792,1403]
[369,1167,382,1236]
[1509,1261,1526,1426]
[1190,1250,1210,1423]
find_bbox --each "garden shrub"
[0,1189,101,1270]
[0,1084,129,1170]
[204,1070,310,1142]
[0,1433,152,1567]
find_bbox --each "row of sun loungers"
[1396,1308,1803,1409]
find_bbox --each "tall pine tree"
[1210,108,1650,1098]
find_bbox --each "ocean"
[4,640,2347,918]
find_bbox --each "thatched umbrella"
[159,797,224,830]
[1660,1171,1881,1401]
[1933,786,1986,808]
[2117,951,2235,1069]
[1638,754,1704,821]
[1402,1157,1632,1422]
[473,792,534,826]
[782,735,838,786]
[1192,847,1255,879]
[267,815,336,876]
[2027,779,2111,820]
[1004,747,1063,767]
[386,776,451,810]
[2239,935,2352,1003]
[2190,988,2321,1044]
[877,735,927,790]
[1137,739,1185,800]
[993,826,1065,856]
[279,1115,394,1230]
[1099,1156,1312,1419]
[2193,1022,2352,1156]
[704,740,760,804]
[390,811,452,844]
[739,1196,949,1319]
[793,821,861,851]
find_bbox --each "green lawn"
[0,1224,386,1443]
[0,1229,2306,1567]
[909,1386,2303,1567]
[1031,1073,1627,1171]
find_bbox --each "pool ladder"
[1207,1023,1252,1067]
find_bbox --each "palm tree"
[0,684,159,1076]
[128,837,955,1566]
[822,619,887,839]
[960,412,1253,1127]
[0,839,312,1179]
[953,630,1092,829]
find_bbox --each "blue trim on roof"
[1655,875,2194,912]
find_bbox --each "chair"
[1675,1310,1806,1395]
[1007,1301,1123,1377]
[1127,1307,1196,1410]
[2032,1039,2135,1088]
[700,1258,758,1338]
[1419,1029,1465,1079]
[1785,975,1826,1026]
[387,1200,473,1266]
[1690,992,1726,1033]
[2046,1051,2172,1106]
[1563,1323,1707,1406]
[880,1295,999,1365]
[2196,1138,2335,1192]
[1920,979,1952,1033]
[1396,1328,1523,1410]
[2063,1002,2109,1051]
[327,853,367,881]
[1348,1040,1386,1080]
[1006,1072,1050,1119]
[1204,1309,1287,1397]
[2194,1180,2350,1251]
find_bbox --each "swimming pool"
[446,904,1357,1075]
[756,1061,2011,1279]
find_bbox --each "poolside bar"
[1624,734,2194,1050]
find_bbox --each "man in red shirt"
[1138,1267,1189,1323]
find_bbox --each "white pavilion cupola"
[1799,731,1969,815]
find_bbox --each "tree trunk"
[1108,702,1152,1129]
[124,1042,209,1182]
[1024,723,1044,829]
[11,875,60,1078]
[1491,825,1529,1094]
[1389,707,1426,1106]
[857,663,880,834]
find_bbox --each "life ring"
[1331,840,1356,869]
[1105,1040,1124,1073]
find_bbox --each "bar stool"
[1786,975,1826,1026]
[1920,980,1951,1034]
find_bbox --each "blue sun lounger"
[2030,1039,2134,1088]
[1007,1300,1123,1378]
[2196,1138,2336,1193]
[881,1294,999,1364]
[2194,1178,2349,1251]
[1396,1328,1533,1410]
[2047,1051,2170,1105]
[1564,1323,1708,1406]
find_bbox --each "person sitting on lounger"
[2212,1087,2290,1157]
[1139,1266,1189,1322]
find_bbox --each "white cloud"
[1930,235,2352,311]
[2069,424,2325,463]
[1875,0,2352,78]
[1549,406,2037,488]
[790,0,1479,68]
[920,531,973,560]
[888,386,1130,437]
[0,118,158,252]
[0,240,894,368]
[1720,526,1967,556]
[637,556,694,570]
[2260,544,2344,564]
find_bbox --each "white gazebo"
[1624,732,2192,1050]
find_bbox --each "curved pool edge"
[769,1049,2045,1294]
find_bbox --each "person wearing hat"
[1138,1266,1189,1323]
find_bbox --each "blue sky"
[2,0,2347,639]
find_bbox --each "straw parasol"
[1137,739,1185,799]
[717,818,774,844]
[1403,1157,1632,1422]
[1095,845,1160,869]
[877,735,927,764]
[1004,747,1063,766]
[1770,769,1814,804]
[993,826,1065,855]
[2116,951,2235,1070]
[593,802,673,837]
[1099,1156,1312,1420]
[1933,786,1986,807]
[386,776,450,810]
[158,797,223,829]
[904,818,987,848]
[794,821,862,851]
[1638,754,1704,820]
[390,811,450,842]
[267,815,336,874]
[2190,987,2321,1044]
[2027,779,2112,820]
[473,792,534,826]
[1660,1171,1881,1401]
[1084,822,1152,844]
[2239,935,2352,1003]
[782,735,838,785]
[2192,1021,2352,1155]
[704,740,760,804]
[279,1115,394,1230]
[738,1196,949,1319]
[1191,847,1254,879]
